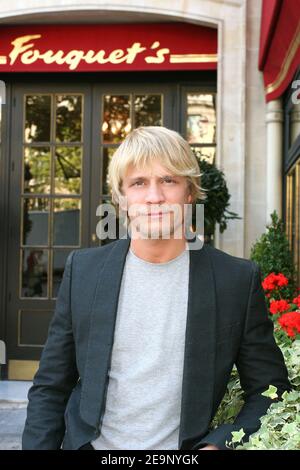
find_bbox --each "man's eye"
[164,178,176,184]
[133,181,144,186]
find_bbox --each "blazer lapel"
[178,243,217,449]
[80,236,131,427]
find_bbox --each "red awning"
[0,23,217,73]
[259,0,300,102]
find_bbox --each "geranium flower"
[278,311,300,338]
[269,299,291,315]
[292,295,300,308]
[262,272,289,291]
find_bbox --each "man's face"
[120,160,193,239]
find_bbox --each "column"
[266,98,283,223]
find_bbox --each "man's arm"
[192,261,292,450]
[22,250,79,449]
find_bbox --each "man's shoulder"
[204,243,256,273]
[71,239,120,265]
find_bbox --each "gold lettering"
[82,50,101,64]
[39,50,65,65]
[64,50,86,70]
[21,49,39,64]
[7,35,166,70]
[145,47,170,64]
[145,41,170,64]
[125,42,146,64]
[9,34,41,65]
[108,49,126,64]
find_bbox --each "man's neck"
[129,238,188,264]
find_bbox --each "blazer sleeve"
[22,250,79,450]
[191,261,292,450]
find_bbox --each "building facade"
[0,0,299,380]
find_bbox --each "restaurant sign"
[0,23,217,72]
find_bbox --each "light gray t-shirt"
[91,244,190,450]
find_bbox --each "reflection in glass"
[25,95,51,143]
[21,248,48,298]
[56,95,82,143]
[102,147,116,195]
[187,94,216,144]
[192,147,216,165]
[134,95,162,127]
[102,95,131,143]
[52,249,72,298]
[53,198,81,246]
[22,198,49,246]
[24,147,51,194]
[55,147,82,194]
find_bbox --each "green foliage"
[210,366,244,429]
[211,210,300,449]
[191,151,241,238]
[213,339,300,450]
[250,211,296,298]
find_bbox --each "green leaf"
[261,385,278,400]
[231,429,245,443]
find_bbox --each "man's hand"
[199,444,219,450]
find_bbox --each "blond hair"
[107,126,207,210]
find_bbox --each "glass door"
[7,84,92,379]
[6,82,173,379]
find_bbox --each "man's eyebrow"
[128,174,178,182]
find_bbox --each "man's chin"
[129,227,185,240]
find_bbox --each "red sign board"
[0,23,217,72]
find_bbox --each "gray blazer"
[22,236,291,450]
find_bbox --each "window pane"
[102,95,131,143]
[52,249,72,298]
[54,146,82,194]
[102,147,116,195]
[56,95,82,143]
[187,94,216,144]
[25,95,51,143]
[53,198,81,246]
[23,146,51,194]
[134,95,162,127]
[21,248,48,298]
[22,197,49,246]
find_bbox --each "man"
[22,126,291,450]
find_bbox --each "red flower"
[292,295,300,308]
[262,272,289,291]
[278,311,300,338]
[269,299,291,315]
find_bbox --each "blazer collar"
[80,236,217,449]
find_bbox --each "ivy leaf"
[261,385,278,400]
[231,429,245,443]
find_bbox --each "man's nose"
[144,182,165,203]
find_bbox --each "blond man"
[22,126,291,451]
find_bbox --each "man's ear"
[187,193,193,204]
